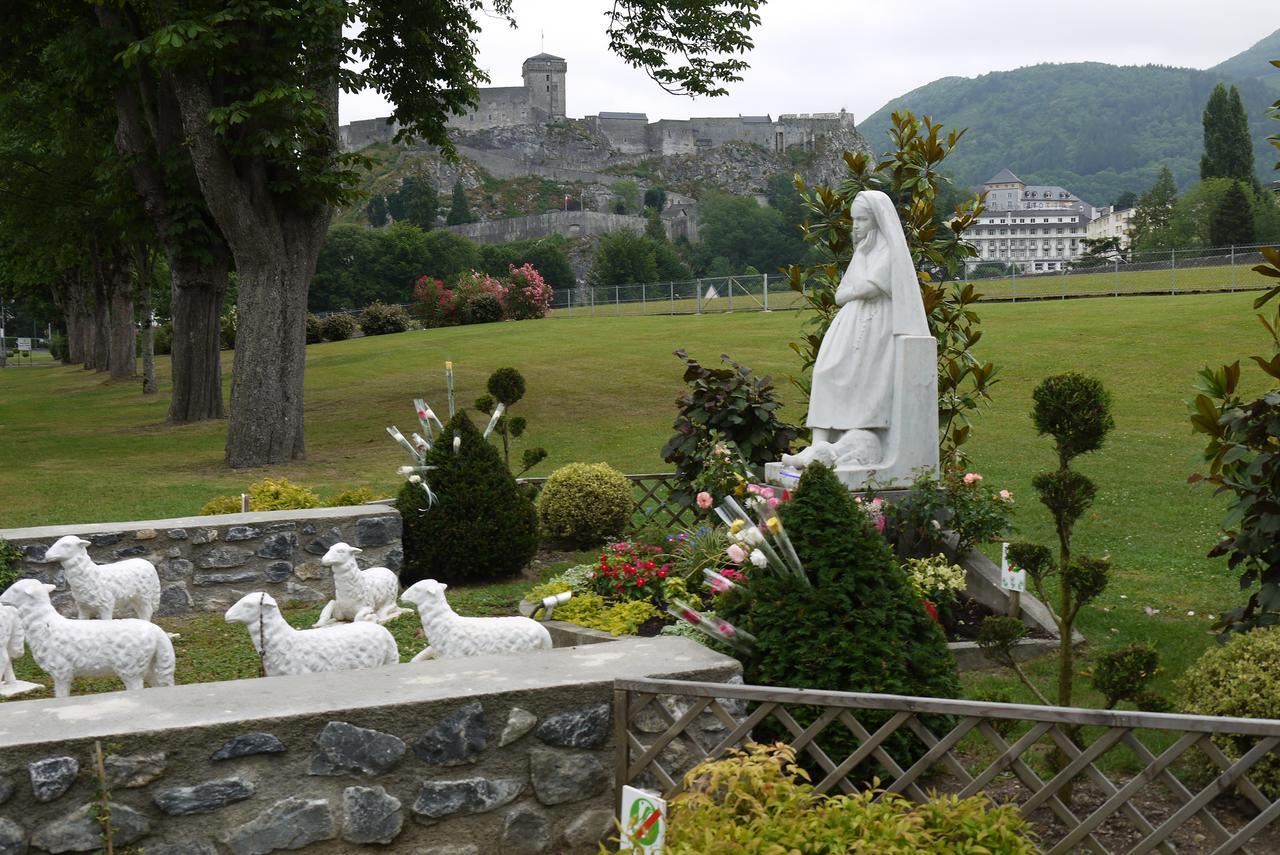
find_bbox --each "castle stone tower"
[522,53,567,121]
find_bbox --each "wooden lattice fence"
[615,677,1280,854]
[518,472,698,529]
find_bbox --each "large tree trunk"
[168,256,227,421]
[136,247,157,394]
[224,252,312,466]
[169,63,335,468]
[97,3,229,419]
[87,270,109,372]
[107,258,136,381]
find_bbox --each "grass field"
[0,290,1271,709]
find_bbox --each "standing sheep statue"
[43,535,161,621]
[400,579,552,663]
[0,580,175,698]
[226,592,400,677]
[314,542,408,626]
[0,604,35,695]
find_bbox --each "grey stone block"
[384,546,404,572]
[212,731,287,761]
[158,584,192,616]
[413,701,487,766]
[225,526,262,542]
[134,529,158,540]
[166,528,189,540]
[410,777,523,821]
[146,843,218,855]
[0,773,15,805]
[284,581,326,602]
[154,777,255,815]
[197,546,255,569]
[111,545,147,558]
[354,515,401,547]
[21,544,47,562]
[0,817,24,855]
[256,533,296,560]
[87,533,122,546]
[103,752,166,788]
[342,785,402,845]
[265,522,298,533]
[223,797,334,855]
[28,756,77,803]
[194,570,259,587]
[304,528,343,556]
[535,703,610,749]
[501,802,550,853]
[563,808,613,849]
[191,528,219,545]
[529,749,608,806]
[499,707,538,747]
[31,803,148,852]
[310,721,405,776]
[264,562,293,583]
[161,558,194,581]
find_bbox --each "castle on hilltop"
[339,52,856,157]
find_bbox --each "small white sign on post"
[620,785,666,854]
[1000,542,1026,592]
[16,338,31,352]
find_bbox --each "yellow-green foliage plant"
[536,462,633,548]
[325,487,388,507]
[1178,627,1280,798]
[551,593,659,637]
[663,743,1036,854]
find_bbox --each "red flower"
[657,570,667,578]
[636,578,646,586]
[922,600,939,622]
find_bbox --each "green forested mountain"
[857,42,1278,206]
[1211,29,1280,93]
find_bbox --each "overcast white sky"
[338,1,1277,126]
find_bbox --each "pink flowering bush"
[502,263,554,320]
[413,276,458,328]
[882,468,1015,555]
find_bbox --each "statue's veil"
[853,190,930,336]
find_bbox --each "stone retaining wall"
[0,637,739,853]
[0,506,403,618]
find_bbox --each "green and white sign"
[620,785,666,853]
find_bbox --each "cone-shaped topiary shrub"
[397,411,538,585]
[719,463,961,780]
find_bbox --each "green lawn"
[0,292,1269,710]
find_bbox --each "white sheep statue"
[314,542,408,626]
[0,604,25,685]
[225,592,400,677]
[0,580,175,698]
[43,535,161,621]
[400,579,552,663]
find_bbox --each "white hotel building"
[966,169,1096,273]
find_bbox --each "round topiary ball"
[1031,372,1114,463]
[487,367,526,406]
[1178,628,1280,797]
[537,462,633,549]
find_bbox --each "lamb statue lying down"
[314,542,408,626]
[43,534,161,621]
[780,428,882,470]
[0,579,175,698]
[401,579,552,663]
[226,592,400,677]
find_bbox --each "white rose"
[750,549,768,569]
[742,526,765,546]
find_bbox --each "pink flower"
[963,473,983,485]
[717,623,736,637]
[999,489,1013,500]
[696,491,713,509]
[875,516,886,534]
[767,497,780,509]
[760,486,775,500]
[681,609,701,624]
[726,544,747,564]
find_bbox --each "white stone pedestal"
[0,680,43,699]
[767,334,940,492]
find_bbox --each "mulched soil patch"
[940,594,1054,642]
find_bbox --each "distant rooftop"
[597,112,647,121]
[985,168,1022,185]
[523,53,565,62]
[741,115,773,123]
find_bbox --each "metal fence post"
[762,273,770,312]
[641,280,646,314]
[728,277,734,312]
[615,284,621,316]
[1171,248,1176,295]
[1231,245,1236,292]
[1114,258,1119,298]
[670,281,675,315]
[591,284,596,317]
[696,279,703,315]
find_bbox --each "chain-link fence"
[312,244,1276,322]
